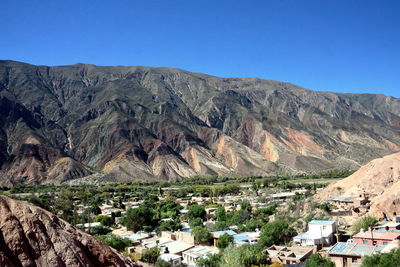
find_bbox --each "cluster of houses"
[265,217,400,267]
[73,189,400,267]
[112,225,261,266]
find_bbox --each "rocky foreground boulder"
[0,195,139,267]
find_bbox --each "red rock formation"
[0,195,139,267]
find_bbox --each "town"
[2,170,398,267]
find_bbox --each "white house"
[182,246,216,267]
[159,253,182,267]
[293,220,337,246]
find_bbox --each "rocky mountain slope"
[0,60,399,185]
[0,195,138,267]
[315,152,400,219]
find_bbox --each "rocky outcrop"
[0,195,139,267]
[0,60,400,184]
[315,152,400,219]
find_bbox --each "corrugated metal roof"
[328,242,386,256]
[211,230,236,236]
[309,220,336,225]
[353,231,400,240]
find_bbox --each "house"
[374,222,400,231]
[293,220,337,246]
[233,232,259,246]
[331,195,370,216]
[211,230,236,247]
[352,230,400,246]
[182,246,217,266]
[159,240,194,255]
[140,237,194,256]
[161,231,176,240]
[75,222,101,232]
[159,253,182,267]
[270,192,296,201]
[265,245,314,265]
[176,230,195,245]
[328,242,386,267]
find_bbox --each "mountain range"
[0,60,399,185]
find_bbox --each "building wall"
[353,237,392,246]
[309,223,336,237]
[329,256,361,267]
[176,231,195,245]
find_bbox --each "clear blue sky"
[1,0,399,97]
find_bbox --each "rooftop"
[266,245,313,260]
[309,220,336,225]
[353,231,400,240]
[328,242,386,256]
[332,197,363,202]
[182,246,216,259]
[211,230,237,237]
[159,253,181,261]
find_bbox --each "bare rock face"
[1,60,400,185]
[0,195,139,267]
[316,152,400,219]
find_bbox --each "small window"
[363,240,369,244]
[383,242,388,245]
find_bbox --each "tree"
[197,253,222,267]
[220,244,266,267]
[90,225,112,235]
[192,226,213,244]
[155,259,170,267]
[258,220,296,248]
[124,205,156,232]
[157,196,182,219]
[91,204,102,215]
[188,204,206,220]
[189,217,203,228]
[352,216,378,232]
[217,233,233,249]
[215,206,226,222]
[304,254,335,267]
[94,215,115,227]
[240,200,252,213]
[96,234,132,252]
[141,247,160,264]
[156,219,182,234]
[361,248,400,267]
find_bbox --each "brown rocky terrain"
[0,195,139,267]
[315,152,400,219]
[0,60,400,185]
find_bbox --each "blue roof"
[122,234,143,240]
[328,242,386,256]
[328,242,356,254]
[211,230,236,236]
[374,228,400,233]
[309,220,335,225]
[332,197,355,202]
[294,232,322,239]
[233,234,257,244]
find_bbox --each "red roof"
[353,231,400,240]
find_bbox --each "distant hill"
[316,152,400,219]
[0,195,138,266]
[0,60,399,185]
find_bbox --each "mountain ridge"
[0,60,399,185]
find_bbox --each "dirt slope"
[316,152,400,218]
